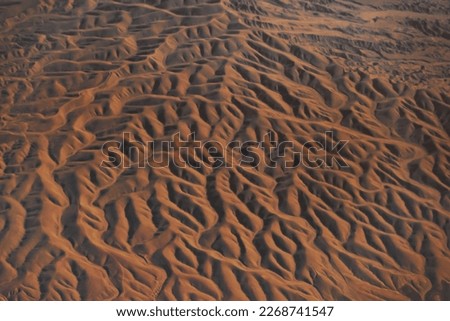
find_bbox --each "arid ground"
[0,0,449,300]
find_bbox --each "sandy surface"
[0,0,449,300]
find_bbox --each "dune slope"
[0,0,449,300]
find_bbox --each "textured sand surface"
[0,0,449,300]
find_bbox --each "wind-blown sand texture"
[0,0,449,300]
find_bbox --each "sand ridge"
[0,0,449,300]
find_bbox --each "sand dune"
[0,0,449,300]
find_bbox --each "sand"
[0,0,449,300]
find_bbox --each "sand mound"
[0,0,449,300]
